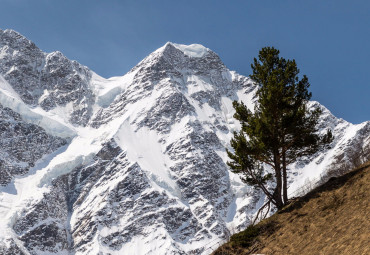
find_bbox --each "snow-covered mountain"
[0,29,368,255]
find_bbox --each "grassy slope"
[213,161,370,255]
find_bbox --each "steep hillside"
[213,161,370,255]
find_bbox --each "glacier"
[0,29,369,255]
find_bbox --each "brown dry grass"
[213,161,370,255]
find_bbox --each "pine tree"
[227,47,333,210]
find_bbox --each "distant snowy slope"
[0,31,369,255]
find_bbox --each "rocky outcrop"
[0,29,94,126]
[0,103,66,185]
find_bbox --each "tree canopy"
[227,47,333,210]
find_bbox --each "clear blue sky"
[1,0,369,124]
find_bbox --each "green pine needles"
[227,47,333,210]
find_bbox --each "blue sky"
[0,0,369,124]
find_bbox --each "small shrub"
[230,225,260,248]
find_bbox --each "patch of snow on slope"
[0,75,76,139]
[172,43,209,58]
[0,75,21,100]
[117,227,181,255]
[287,122,363,197]
[114,120,180,198]
[0,124,111,245]
[91,71,137,108]
[185,75,214,94]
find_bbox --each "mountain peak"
[0,28,22,37]
[0,28,38,51]
[131,41,225,75]
[165,42,210,58]
[151,42,212,59]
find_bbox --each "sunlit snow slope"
[0,30,369,255]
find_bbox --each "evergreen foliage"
[230,224,260,248]
[227,47,333,209]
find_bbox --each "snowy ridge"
[172,43,210,58]
[0,30,369,255]
[0,75,76,139]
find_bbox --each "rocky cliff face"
[0,103,66,186]
[0,29,94,126]
[0,30,368,255]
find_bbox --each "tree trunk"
[274,171,283,209]
[273,153,284,209]
[282,153,288,204]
